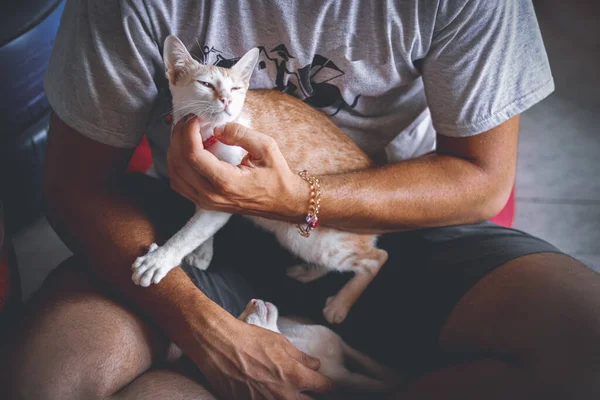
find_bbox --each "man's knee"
[505,255,600,397]
[441,253,600,399]
[7,304,157,399]
[534,257,600,398]
[3,258,162,399]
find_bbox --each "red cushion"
[490,186,515,228]
[127,136,153,174]
[127,137,515,228]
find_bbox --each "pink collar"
[203,135,218,148]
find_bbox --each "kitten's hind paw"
[183,239,214,271]
[323,295,350,324]
[183,252,211,271]
[131,244,177,287]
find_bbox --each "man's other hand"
[192,317,334,399]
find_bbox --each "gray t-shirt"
[44,0,553,177]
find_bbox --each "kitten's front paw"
[132,243,177,287]
[323,295,350,324]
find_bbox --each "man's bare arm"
[169,116,519,234]
[316,116,520,232]
[44,113,230,345]
[44,113,332,399]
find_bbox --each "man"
[2,1,600,399]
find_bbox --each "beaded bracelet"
[297,170,321,238]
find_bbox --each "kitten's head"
[238,299,280,333]
[163,35,259,125]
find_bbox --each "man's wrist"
[157,280,234,346]
[186,304,249,362]
[280,173,312,223]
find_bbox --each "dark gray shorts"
[181,215,560,376]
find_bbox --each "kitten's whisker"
[172,103,216,117]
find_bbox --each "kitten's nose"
[220,97,232,107]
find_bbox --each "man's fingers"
[214,123,278,164]
[169,169,198,201]
[170,164,215,204]
[287,343,320,371]
[172,115,202,148]
[168,132,203,200]
[296,350,321,371]
[189,149,240,187]
[300,369,335,394]
[174,116,239,182]
[285,345,333,393]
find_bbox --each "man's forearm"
[314,153,513,233]
[45,179,230,349]
[291,118,520,233]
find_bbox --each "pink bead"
[306,215,319,228]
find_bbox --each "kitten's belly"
[247,216,298,250]
[248,216,349,266]
[278,321,345,375]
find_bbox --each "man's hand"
[192,317,333,399]
[167,118,307,221]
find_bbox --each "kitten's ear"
[163,35,194,85]
[232,48,259,83]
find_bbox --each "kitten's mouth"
[254,299,274,321]
[265,302,276,319]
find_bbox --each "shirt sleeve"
[43,0,162,148]
[422,0,554,137]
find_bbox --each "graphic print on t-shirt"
[198,44,361,117]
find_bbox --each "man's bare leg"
[392,253,600,400]
[112,369,216,400]
[1,258,215,400]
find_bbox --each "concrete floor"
[13,1,600,301]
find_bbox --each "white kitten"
[238,299,401,394]
[131,36,254,286]
[131,36,388,324]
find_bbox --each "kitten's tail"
[341,342,404,390]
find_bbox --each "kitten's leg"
[322,247,388,324]
[132,209,231,287]
[269,225,387,323]
[183,236,214,271]
[286,263,329,283]
[341,342,401,385]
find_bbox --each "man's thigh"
[331,223,564,374]
[185,219,566,372]
[0,257,170,399]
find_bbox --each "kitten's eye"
[197,80,214,89]
[231,86,242,91]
